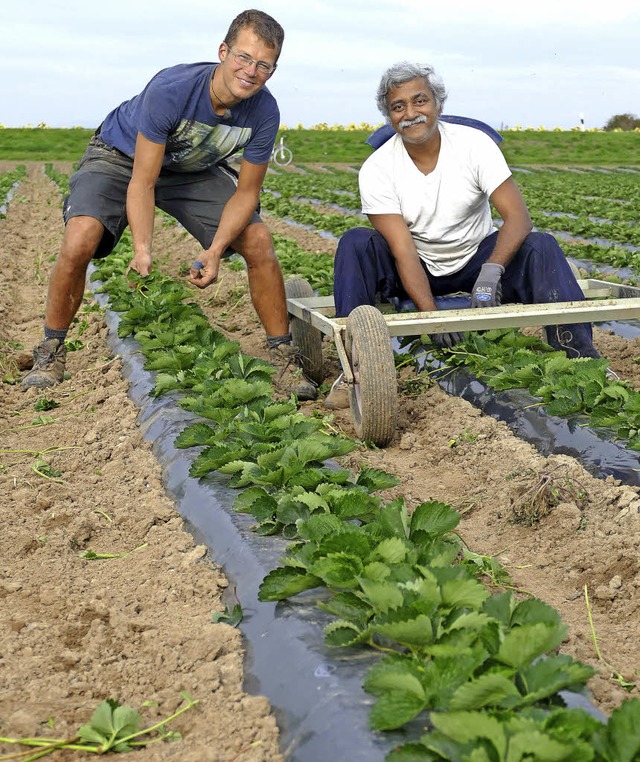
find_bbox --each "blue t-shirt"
[99,62,279,172]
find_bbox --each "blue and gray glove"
[431,331,465,349]
[471,263,504,308]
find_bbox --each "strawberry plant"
[85,174,640,759]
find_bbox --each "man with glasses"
[22,9,317,400]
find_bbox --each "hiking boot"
[269,343,318,401]
[20,338,67,391]
[324,373,350,410]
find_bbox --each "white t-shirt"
[359,121,511,276]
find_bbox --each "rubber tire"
[273,147,293,167]
[345,305,398,446]
[285,277,324,384]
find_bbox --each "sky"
[1,0,639,132]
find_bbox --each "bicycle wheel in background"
[273,145,293,167]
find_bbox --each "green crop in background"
[0,127,95,161]
[0,126,638,166]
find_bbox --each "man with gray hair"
[325,61,601,408]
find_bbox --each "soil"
[2,163,640,759]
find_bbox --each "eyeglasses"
[226,47,276,75]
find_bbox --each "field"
[1,130,640,760]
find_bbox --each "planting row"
[37,164,640,759]
[263,166,640,276]
[88,233,640,761]
[0,165,26,216]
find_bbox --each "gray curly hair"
[376,62,448,121]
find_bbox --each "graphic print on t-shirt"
[165,120,252,172]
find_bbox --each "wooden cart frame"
[285,277,640,446]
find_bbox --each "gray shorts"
[63,135,262,258]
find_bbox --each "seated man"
[326,61,600,408]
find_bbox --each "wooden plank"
[377,299,640,337]
[286,279,640,339]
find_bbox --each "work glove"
[430,331,465,349]
[471,263,504,308]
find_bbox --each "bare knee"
[234,223,275,268]
[59,217,105,268]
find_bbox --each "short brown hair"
[224,9,284,55]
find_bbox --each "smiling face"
[387,77,442,145]
[216,27,279,105]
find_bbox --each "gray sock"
[44,326,68,343]
[267,333,292,349]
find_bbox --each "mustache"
[398,115,428,130]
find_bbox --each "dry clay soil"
[2,163,640,760]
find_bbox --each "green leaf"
[318,530,372,559]
[361,561,392,581]
[364,658,426,699]
[372,613,434,648]
[385,742,439,761]
[511,598,563,628]
[517,655,594,706]
[355,467,401,492]
[297,513,345,541]
[331,490,381,520]
[290,491,329,513]
[440,578,490,610]
[369,690,428,731]
[324,620,366,647]
[77,723,109,745]
[374,537,408,564]
[309,552,364,588]
[211,603,243,627]
[358,578,404,613]
[111,705,140,736]
[84,699,140,741]
[507,729,585,761]
[593,697,640,762]
[258,567,322,601]
[483,591,514,626]
[410,501,460,538]
[190,448,251,478]
[317,591,373,625]
[377,499,410,539]
[233,486,271,513]
[496,622,567,669]
[546,391,585,417]
[449,674,520,711]
[174,423,217,448]
[429,711,506,758]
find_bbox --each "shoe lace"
[33,341,62,368]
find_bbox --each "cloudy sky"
[1,0,638,131]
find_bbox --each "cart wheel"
[345,305,397,446]
[285,277,324,384]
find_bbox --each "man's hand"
[188,254,221,289]
[431,331,465,349]
[127,252,153,277]
[471,262,504,308]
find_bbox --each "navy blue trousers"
[333,227,599,359]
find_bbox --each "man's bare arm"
[188,158,268,289]
[127,133,165,275]
[368,213,439,311]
